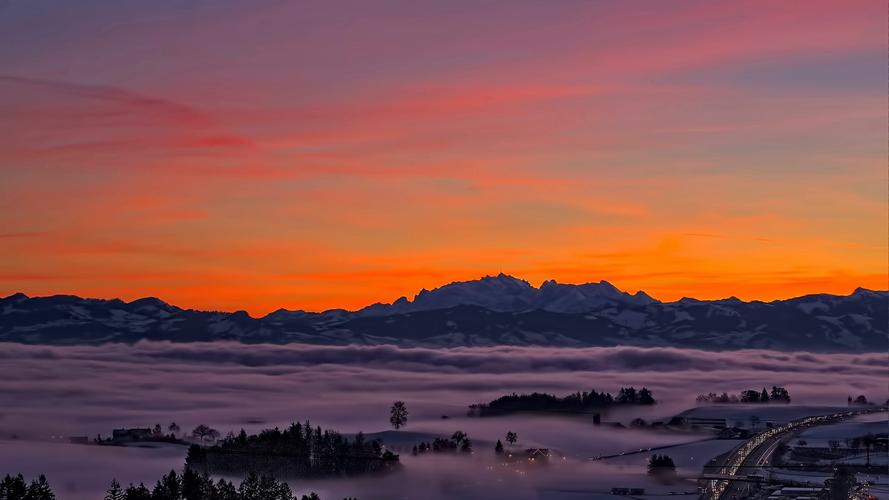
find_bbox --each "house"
[503,448,554,465]
[112,428,153,442]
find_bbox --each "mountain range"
[1,274,886,351]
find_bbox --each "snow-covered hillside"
[1,276,886,351]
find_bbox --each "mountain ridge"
[2,274,886,351]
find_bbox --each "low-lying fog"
[0,342,885,499]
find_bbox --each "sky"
[0,0,885,315]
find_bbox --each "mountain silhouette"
[1,275,886,351]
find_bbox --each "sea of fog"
[0,342,886,499]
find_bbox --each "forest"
[186,421,399,478]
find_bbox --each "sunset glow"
[1,0,885,315]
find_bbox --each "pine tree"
[123,484,151,500]
[1,474,28,500]
[24,475,55,500]
[105,479,125,500]
[495,440,504,454]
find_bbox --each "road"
[702,408,886,500]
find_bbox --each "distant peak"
[852,287,880,297]
[3,292,28,301]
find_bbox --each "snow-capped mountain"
[356,273,655,316]
[1,276,886,351]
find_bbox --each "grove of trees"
[0,474,55,500]
[186,421,398,478]
[696,386,791,404]
[411,431,473,455]
[469,387,655,416]
[646,454,676,476]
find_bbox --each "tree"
[150,470,182,500]
[638,387,655,405]
[214,479,238,500]
[299,494,321,500]
[495,440,504,454]
[796,439,807,447]
[647,454,676,476]
[24,475,55,500]
[862,433,877,466]
[1,474,28,500]
[123,484,151,500]
[191,424,219,442]
[853,395,869,405]
[828,466,855,500]
[105,479,125,500]
[740,390,760,403]
[759,388,769,402]
[505,431,518,446]
[460,437,472,453]
[770,386,791,403]
[168,422,180,436]
[389,401,408,430]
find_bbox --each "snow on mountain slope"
[1,276,886,351]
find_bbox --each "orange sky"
[0,0,886,315]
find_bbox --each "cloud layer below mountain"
[0,341,884,437]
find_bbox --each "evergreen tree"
[760,388,769,402]
[213,480,238,500]
[494,440,504,454]
[123,484,151,500]
[1,474,28,500]
[24,475,55,500]
[638,387,655,405]
[647,454,676,476]
[105,479,125,500]
[180,469,208,500]
[150,470,181,500]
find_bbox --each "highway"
[702,408,886,500]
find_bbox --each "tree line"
[1,470,352,500]
[186,421,398,479]
[469,387,655,415]
[696,386,791,404]
[411,431,472,455]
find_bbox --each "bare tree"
[191,424,219,442]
